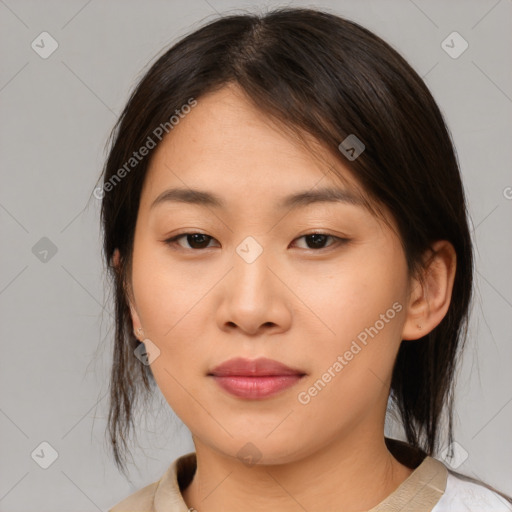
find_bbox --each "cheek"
[308,249,407,340]
[130,241,202,336]
[129,241,209,408]
[305,246,409,393]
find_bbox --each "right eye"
[163,232,219,250]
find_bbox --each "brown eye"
[301,233,332,249]
[293,233,347,250]
[164,231,349,252]
[164,233,217,250]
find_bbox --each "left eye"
[164,232,345,251]
[293,233,339,250]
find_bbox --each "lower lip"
[210,375,305,399]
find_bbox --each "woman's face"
[126,84,414,464]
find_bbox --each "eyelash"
[163,231,349,252]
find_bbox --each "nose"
[215,243,292,336]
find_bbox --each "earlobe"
[401,241,457,340]
[128,296,143,339]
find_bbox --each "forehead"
[141,84,366,211]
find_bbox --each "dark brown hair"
[98,6,474,480]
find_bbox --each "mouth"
[207,357,307,400]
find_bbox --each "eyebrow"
[150,186,364,211]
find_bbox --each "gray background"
[0,0,511,510]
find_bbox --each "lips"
[208,357,305,377]
[208,357,306,400]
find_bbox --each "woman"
[98,7,512,511]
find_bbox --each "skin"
[114,83,456,511]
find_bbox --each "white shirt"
[432,472,512,511]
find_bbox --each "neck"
[182,430,413,512]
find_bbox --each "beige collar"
[369,447,447,511]
[149,438,447,511]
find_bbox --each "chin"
[205,434,309,467]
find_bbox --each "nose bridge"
[216,234,290,334]
[232,235,273,303]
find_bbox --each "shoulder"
[108,480,159,512]
[433,471,512,511]
[108,452,196,512]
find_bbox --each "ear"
[112,248,121,271]
[401,240,457,340]
[112,248,143,337]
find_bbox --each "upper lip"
[208,357,306,377]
